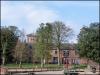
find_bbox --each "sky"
[1,1,99,43]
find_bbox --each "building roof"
[51,43,76,50]
[27,33,36,37]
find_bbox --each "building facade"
[26,33,99,70]
[26,33,37,44]
[26,33,86,64]
[50,47,88,65]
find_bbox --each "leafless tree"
[52,21,73,65]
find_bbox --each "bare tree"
[14,29,26,68]
[52,21,73,65]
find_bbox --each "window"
[55,51,57,54]
[63,58,69,64]
[63,51,66,57]
[67,51,69,56]
[66,59,69,64]
[63,50,69,57]
[71,59,75,64]
[31,38,34,40]
[75,59,80,64]
[29,45,32,49]
[53,57,58,63]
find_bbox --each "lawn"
[72,64,87,69]
[4,63,63,68]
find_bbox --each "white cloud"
[1,1,60,34]
[2,1,97,43]
[1,1,81,43]
[26,9,59,25]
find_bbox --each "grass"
[3,63,87,69]
[72,64,87,69]
[4,63,63,68]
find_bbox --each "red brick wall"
[80,58,88,64]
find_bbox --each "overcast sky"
[1,1,99,43]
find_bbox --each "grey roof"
[51,43,76,50]
[27,33,36,37]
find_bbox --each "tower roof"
[27,33,36,37]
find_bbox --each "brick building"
[26,33,99,70]
[50,44,88,65]
[26,33,87,64]
[26,33,37,44]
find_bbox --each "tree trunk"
[2,56,5,66]
[57,47,60,66]
[43,58,46,65]
[16,60,18,64]
[19,61,22,68]
[19,56,22,68]
[41,58,43,68]
[2,43,7,66]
